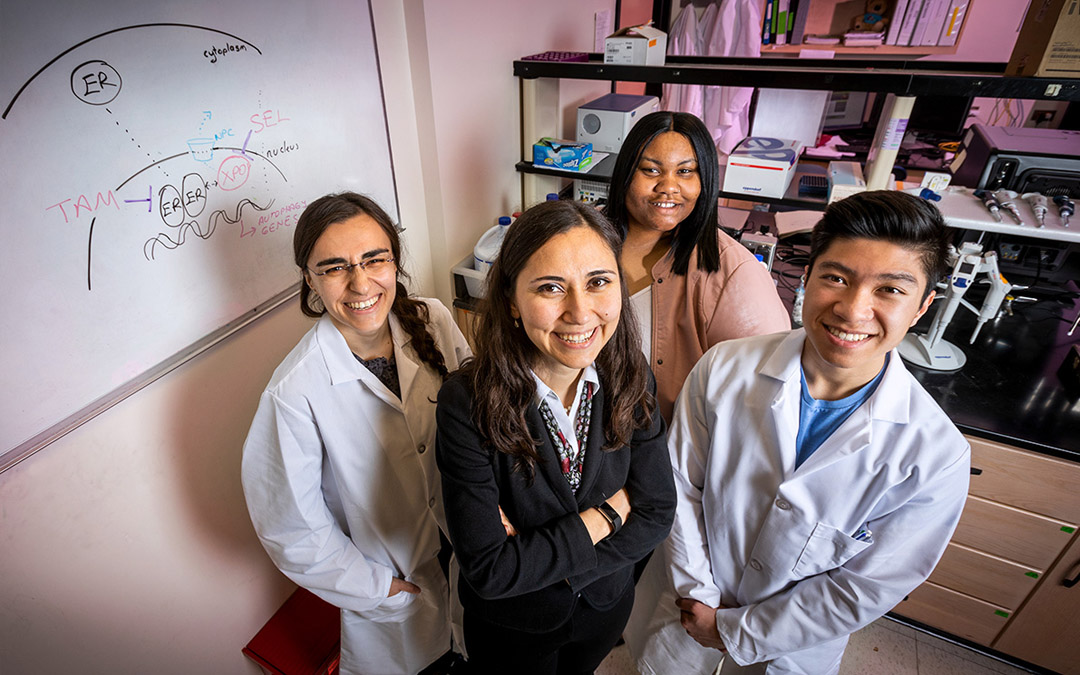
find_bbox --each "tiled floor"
[596,617,1033,674]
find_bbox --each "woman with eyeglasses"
[242,192,470,675]
[435,199,676,674]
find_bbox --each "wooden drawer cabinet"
[928,543,1040,610]
[994,532,1080,675]
[896,582,1010,646]
[891,436,1080,671]
[968,437,1080,522]
[951,495,1076,570]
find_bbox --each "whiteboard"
[0,0,397,469]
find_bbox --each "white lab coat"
[663,4,703,118]
[703,0,761,155]
[242,300,471,675]
[634,330,970,675]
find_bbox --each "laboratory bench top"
[770,244,1080,461]
[903,283,1079,462]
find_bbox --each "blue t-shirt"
[795,354,889,469]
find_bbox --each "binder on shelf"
[896,0,925,46]
[937,0,969,47]
[775,0,790,46]
[917,0,950,46]
[885,0,912,46]
[790,0,811,45]
[762,0,774,45]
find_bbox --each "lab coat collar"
[757,329,912,424]
[758,329,913,474]
[316,313,420,411]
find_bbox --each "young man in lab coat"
[641,190,971,674]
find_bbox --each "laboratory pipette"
[993,189,1025,225]
[1054,195,1074,228]
[970,252,1011,343]
[974,190,1003,222]
[1021,192,1048,228]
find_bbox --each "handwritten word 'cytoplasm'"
[249,109,290,132]
[204,42,248,64]
[47,191,120,223]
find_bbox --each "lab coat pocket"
[363,587,418,624]
[792,522,872,577]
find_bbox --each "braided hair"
[293,192,448,379]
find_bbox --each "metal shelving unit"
[514,55,1080,207]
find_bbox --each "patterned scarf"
[536,381,595,493]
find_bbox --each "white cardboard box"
[827,161,867,203]
[604,24,667,66]
[723,137,803,199]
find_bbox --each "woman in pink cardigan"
[605,111,790,422]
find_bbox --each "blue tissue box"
[532,138,593,171]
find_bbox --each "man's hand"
[676,597,727,651]
[388,577,421,597]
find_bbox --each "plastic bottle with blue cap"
[474,216,512,273]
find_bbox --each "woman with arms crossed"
[436,199,676,674]
[242,193,470,675]
[605,111,790,422]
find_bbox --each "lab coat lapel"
[760,330,806,475]
[575,383,606,506]
[795,351,913,473]
[527,406,580,512]
[388,312,420,409]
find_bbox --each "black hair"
[808,190,950,300]
[605,111,721,275]
[463,199,653,478]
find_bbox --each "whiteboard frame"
[0,284,300,473]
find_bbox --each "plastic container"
[473,216,512,273]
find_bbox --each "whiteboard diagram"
[0,2,397,465]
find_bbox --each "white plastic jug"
[473,216,512,273]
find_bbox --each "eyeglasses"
[308,256,396,278]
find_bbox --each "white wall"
[0,1,613,672]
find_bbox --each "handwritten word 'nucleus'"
[47,191,120,223]
[204,42,248,64]
[265,140,299,158]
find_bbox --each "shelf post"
[520,76,562,207]
[864,94,917,191]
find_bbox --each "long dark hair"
[293,192,449,379]
[463,200,654,477]
[605,111,721,275]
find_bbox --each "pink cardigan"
[648,230,790,421]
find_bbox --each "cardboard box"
[1006,0,1080,78]
[532,138,593,171]
[827,161,867,203]
[604,24,667,66]
[723,137,803,199]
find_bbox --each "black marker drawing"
[142,197,272,261]
[2,23,261,119]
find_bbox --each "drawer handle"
[1064,560,1080,589]
[970,467,983,476]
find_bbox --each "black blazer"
[435,370,676,634]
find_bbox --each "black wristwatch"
[596,502,623,537]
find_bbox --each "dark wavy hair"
[604,111,721,276]
[462,199,654,477]
[808,190,950,301]
[293,192,449,379]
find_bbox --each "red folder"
[243,587,340,675]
